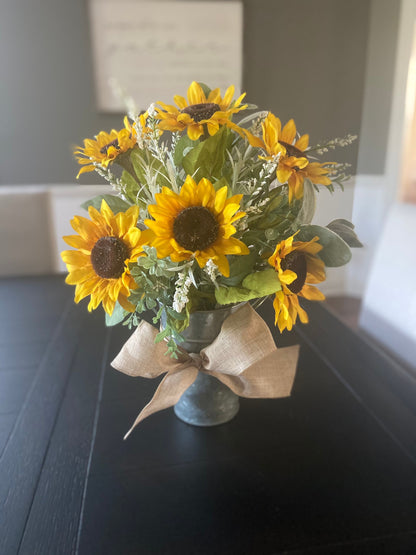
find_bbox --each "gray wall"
[356,0,401,175]
[1,0,122,185]
[243,0,370,171]
[1,0,371,185]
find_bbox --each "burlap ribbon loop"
[112,304,299,438]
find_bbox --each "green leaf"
[329,218,354,229]
[173,134,196,166]
[255,189,289,230]
[182,126,230,181]
[265,227,281,241]
[215,286,260,305]
[220,252,258,286]
[212,176,230,191]
[297,224,352,267]
[327,219,363,248]
[155,327,170,343]
[198,82,212,97]
[146,298,157,310]
[216,268,281,305]
[292,179,316,226]
[105,302,128,327]
[242,268,282,296]
[81,194,132,214]
[171,308,190,333]
[264,191,285,215]
[130,149,147,184]
[130,149,171,189]
[121,170,144,206]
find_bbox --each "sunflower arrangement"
[63,81,361,356]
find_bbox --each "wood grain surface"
[1,277,416,554]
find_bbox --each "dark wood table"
[1,275,416,554]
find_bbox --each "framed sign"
[88,0,243,112]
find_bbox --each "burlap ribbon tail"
[111,303,299,438]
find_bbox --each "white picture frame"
[88,0,243,112]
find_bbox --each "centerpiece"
[61,81,361,435]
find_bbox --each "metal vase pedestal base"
[173,304,242,427]
[174,373,239,426]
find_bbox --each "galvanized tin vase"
[173,304,242,426]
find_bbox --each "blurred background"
[0,0,415,367]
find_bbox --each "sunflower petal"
[276,166,293,184]
[187,124,204,141]
[281,119,297,144]
[187,81,205,105]
[118,294,136,313]
[173,95,188,109]
[214,186,228,213]
[300,285,325,301]
[62,234,92,252]
[295,134,309,151]
[212,254,230,277]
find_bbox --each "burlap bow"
[112,303,299,438]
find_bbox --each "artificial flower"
[61,200,152,315]
[260,112,334,202]
[144,175,249,276]
[268,235,326,332]
[155,81,247,140]
[74,117,137,177]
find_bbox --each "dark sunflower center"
[173,206,219,251]
[281,251,307,294]
[181,103,221,123]
[100,138,120,155]
[91,236,129,279]
[279,140,306,160]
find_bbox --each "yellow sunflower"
[74,116,137,178]
[61,200,152,315]
[144,176,249,277]
[260,112,334,202]
[268,234,326,332]
[155,81,248,141]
